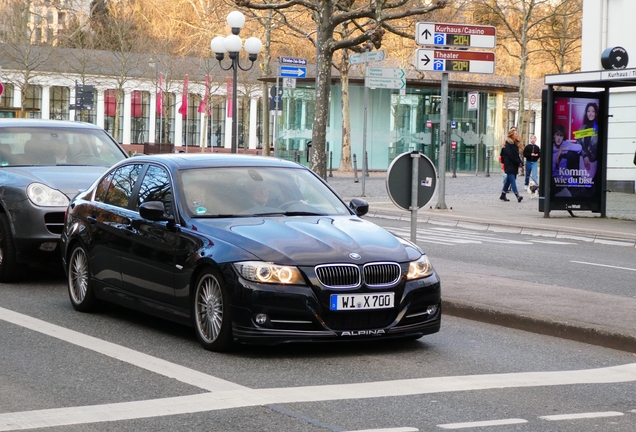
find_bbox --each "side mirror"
[349,198,369,217]
[139,201,173,222]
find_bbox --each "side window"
[94,172,114,202]
[137,165,173,215]
[103,164,143,208]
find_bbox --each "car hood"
[198,216,414,266]
[2,166,107,199]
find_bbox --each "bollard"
[353,154,359,183]
[329,151,333,177]
[364,151,369,177]
[451,148,457,178]
[486,148,491,177]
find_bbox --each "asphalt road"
[1,271,635,431]
[372,217,636,298]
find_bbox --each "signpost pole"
[410,152,420,243]
[475,99,480,176]
[436,73,449,209]
[273,61,280,156]
[362,48,369,196]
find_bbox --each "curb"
[362,208,636,245]
[443,300,636,354]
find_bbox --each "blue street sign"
[434,33,445,45]
[433,60,444,71]
[280,66,307,78]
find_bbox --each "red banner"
[156,73,164,116]
[178,75,188,117]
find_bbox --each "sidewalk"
[326,172,636,353]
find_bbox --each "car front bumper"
[229,273,442,345]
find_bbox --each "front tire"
[67,244,98,312]
[0,213,25,282]
[193,268,233,352]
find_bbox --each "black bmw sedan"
[61,153,441,351]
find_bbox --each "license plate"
[330,293,394,311]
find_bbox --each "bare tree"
[0,0,56,117]
[93,0,151,142]
[537,0,582,74]
[234,0,447,178]
[471,0,570,142]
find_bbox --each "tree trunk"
[339,50,352,172]
[310,5,334,179]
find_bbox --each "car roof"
[124,153,307,170]
[0,119,103,130]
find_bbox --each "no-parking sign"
[0,83,4,96]
[468,91,479,110]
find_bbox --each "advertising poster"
[550,94,601,200]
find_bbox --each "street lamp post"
[211,11,262,154]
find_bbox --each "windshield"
[179,166,351,217]
[0,127,126,167]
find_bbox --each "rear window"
[0,126,126,167]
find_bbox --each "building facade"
[0,45,522,170]
[582,0,636,192]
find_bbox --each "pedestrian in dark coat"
[499,129,524,202]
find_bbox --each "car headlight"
[407,255,434,280]
[27,183,70,207]
[233,261,304,285]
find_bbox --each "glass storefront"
[271,84,503,172]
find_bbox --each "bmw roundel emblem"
[349,253,361,260]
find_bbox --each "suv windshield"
[0,127,126,167]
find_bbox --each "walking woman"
[499,128,524,202]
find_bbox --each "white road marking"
[437,418,527,429]
[0,306,246,393]
[530,240,577,245]
[347,428,418,432]
[389,228,531,246]
[539,411,624,421]
[570,260,636,272]
[3,307,636,431]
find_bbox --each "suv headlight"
[233,261,304,285]
[407,255,434,280]
[27,183,70,207]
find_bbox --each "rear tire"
[0,213,25,282]
[192,268,233,352]
[67,244,98,312]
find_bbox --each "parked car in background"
[0,119,128,282]
[62,153,441,352]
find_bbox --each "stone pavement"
[326,172,636,353]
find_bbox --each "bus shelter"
[541,68,636,218]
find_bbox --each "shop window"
[104,89,123,141]
[210,95,225,147]
[24,85,42,118]
[131,90,150,144]
[49,86,69,120]
[156,93,174,144]
[182,93,200,147]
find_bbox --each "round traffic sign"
[269,85,282,98]
[386,151,437,211]
[0,83,4,96]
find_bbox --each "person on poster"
[552,124,582,197]
[574,102,599,196]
